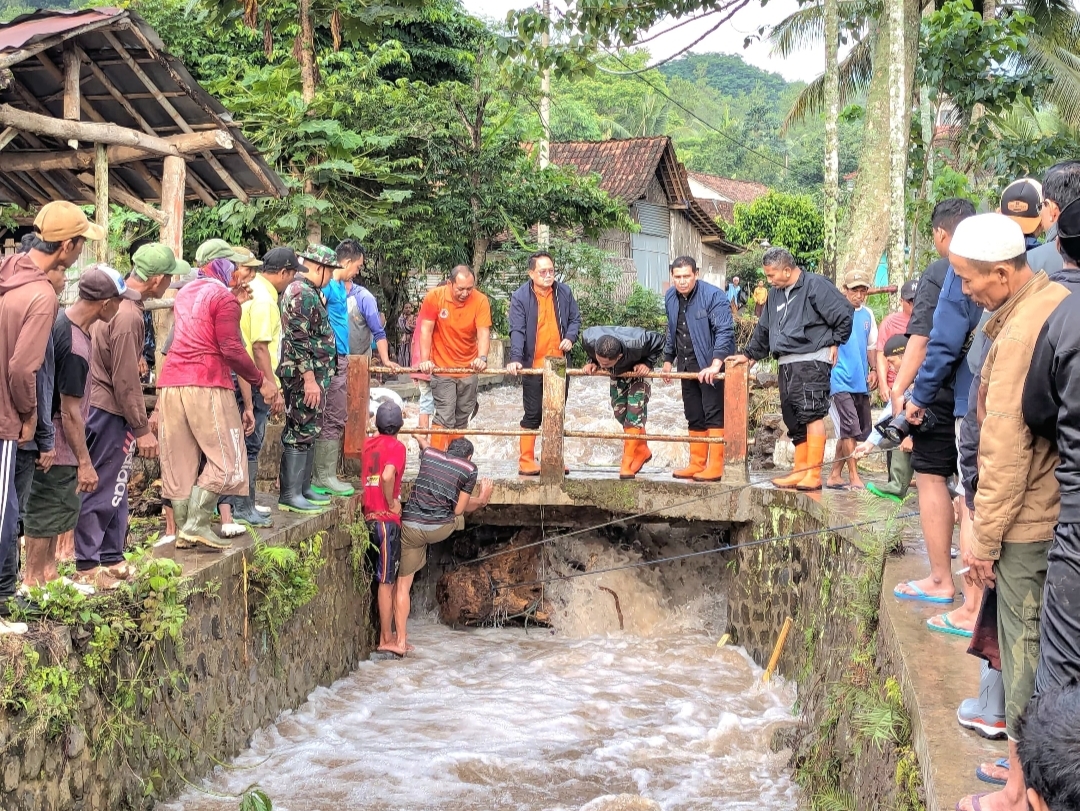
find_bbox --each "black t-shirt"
[51,311,91,417]
[906,258,950,339]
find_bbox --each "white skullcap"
[949,212,1026,263]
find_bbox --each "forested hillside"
[541,50,863,198]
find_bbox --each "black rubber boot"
[278,448,323,514]
[302,446,331,506]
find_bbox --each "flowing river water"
[164,382,800,810]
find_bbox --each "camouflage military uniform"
[279,275,336,448]
[611,378,650,428]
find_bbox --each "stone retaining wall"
[0,500,373,811]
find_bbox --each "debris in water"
[597,585,624,630]
[436,527,551,626]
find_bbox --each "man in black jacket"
[506,252,581,475]
[582,326,665,480]
[1024,197,1080,701]
[730,247,853,491]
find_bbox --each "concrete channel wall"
[0,500,372,811]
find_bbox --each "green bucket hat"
[298,243,341,269]
[195,238,247,266]
[131,243,177,280]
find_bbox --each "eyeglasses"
[534,268,556,277]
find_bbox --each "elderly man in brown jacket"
[952,212,1070,811]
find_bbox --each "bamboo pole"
[564,430,725,444]
[368,427,722,443]
[762,616,794,684]
[369,365,725,382]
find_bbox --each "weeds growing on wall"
[0,543,218,794]
[791,513,926,811]
[244,531,327,653]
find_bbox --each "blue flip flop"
[927,613,973,638]
[976,758,1009,786]
[893,581,955,604]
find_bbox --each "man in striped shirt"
[396,437,492,652]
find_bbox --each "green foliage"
[659,52,793,100]
[347,517,376,601]
[240,787,274,811]
[0,545,198,768]
[245,532,327,651]
[727,192,825,269]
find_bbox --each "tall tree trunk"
[298,0,317,105]
[299,0,320,244]
[886,0,907,291]
[838,0,920,283]
[822,0,840,282]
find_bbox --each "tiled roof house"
[549,137,742,293]
[686,172,769,224]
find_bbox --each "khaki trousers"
[159,387,247,499]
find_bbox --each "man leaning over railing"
[581,326,665,480]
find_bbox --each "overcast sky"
[461,0,825,83]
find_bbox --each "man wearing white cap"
[953,213,1068,811]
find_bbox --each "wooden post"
[155,155,187,373]
[539,356,566,484]
[93,142,108,262]
[62,42,79,150]
[724,358,749,468]
[344,355,370,462]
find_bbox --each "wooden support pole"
[344,355,370,461]
[723,358,749,468]
[540,356,567,484]
[94,143,108,262]
[62,42,80,149]
[160,156,185,256]
[75,172,165,224]
[0,127,18,151]
[0,130,232,173]
[0,104,218,156]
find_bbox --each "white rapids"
[163,540,800,811]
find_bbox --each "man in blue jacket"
[661,256,734,481]
[505,252,581,475]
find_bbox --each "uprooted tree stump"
[436,527,551,626]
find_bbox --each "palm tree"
[822,0,840,281]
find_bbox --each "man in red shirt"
[875,279,916,400]
[363,401,408,655]
[157,258,278,550]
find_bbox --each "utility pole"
[537,0,551,250]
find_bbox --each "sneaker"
[154,534,177,548]
[0,618,27,635]
[219,523,247,539]
[957,663,1007,739]
[103,561,132,580]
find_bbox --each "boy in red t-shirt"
[363,401,408,655]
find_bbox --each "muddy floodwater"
[164,539,800,811]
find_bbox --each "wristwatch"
[479,355,488,362]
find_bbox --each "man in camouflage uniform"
[277,244,339,514]
[581,326,665,480]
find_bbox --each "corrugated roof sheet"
[0,8,285,209]
[687,171,769,205]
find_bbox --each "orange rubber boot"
[518,435,541,476]
[693,429,725,482]
[772,441,808,488]
[619,427,639,479]
[796,434,827,491]
[629,426,652,475]
[673,431,709,479]
[429,430,450,452]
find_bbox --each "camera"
[875,405,937,445]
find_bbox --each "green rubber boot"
[172,499,193,549]
[177,487,233,550]
[309,439,355,497]
[278,448,324,514]
[302,446,331,506]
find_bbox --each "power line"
[600,47,791,173]
[493,510,919,591]
[465,448,894,569]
